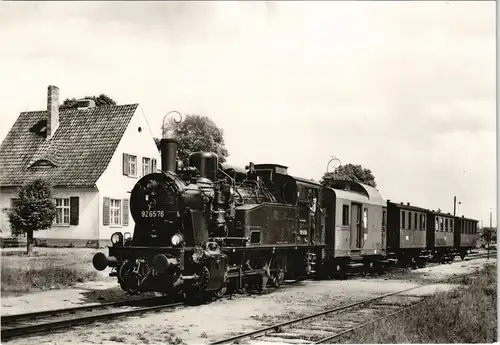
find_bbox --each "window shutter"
[151,158,157,173]
[123,153,129,176]
[103,197,110,226]
[123,199,129,226]
[69,197,79,225]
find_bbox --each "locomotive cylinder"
[160,138,178,173]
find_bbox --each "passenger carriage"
[386,201,428,267]
[454,216,479,259]
[321,180,386,276]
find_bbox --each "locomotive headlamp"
[171,233,184,246]
[123,232,132,245]
[111,232,123,246]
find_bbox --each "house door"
[351,203,362,249]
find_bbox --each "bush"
[341,264,497,343]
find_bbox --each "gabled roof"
[325,179,386,207]
[0,104,138,187]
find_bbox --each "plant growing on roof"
[59,94,117,109]
[8,179,57,256]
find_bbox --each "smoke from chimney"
[47,85,59,139]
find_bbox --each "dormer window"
[30,159,56,168]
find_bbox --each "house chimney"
[47,85,60,139]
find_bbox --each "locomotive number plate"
[141,210,165,218]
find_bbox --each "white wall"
[96,106,160,241]
[0,186,98,241]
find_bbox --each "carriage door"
[381,208,387,248]
[351,203,362,249]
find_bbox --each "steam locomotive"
[92,137,479,302]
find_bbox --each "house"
[0,85,160,247]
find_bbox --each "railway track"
[210,259,494,345]
[1,251,493,342]
[1,296,183,341]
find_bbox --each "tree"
[321,164,377,188]
[8,179,57,256]
[59,94,116,109]
[483,227,497,243]
[155,114,229,165]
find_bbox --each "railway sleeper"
[259,336,314,344]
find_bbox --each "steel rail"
[1,300,183,341]
[209,270,485,345]
[1,295,169,323]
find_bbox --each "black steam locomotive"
[93,138,326,301]
[92,137,479,302]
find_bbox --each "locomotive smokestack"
[160,138,178,173]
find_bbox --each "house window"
[142,157,151,176]
[55,198,70,225]
[110,199,122,225]
[342,205,349,226]
[128,155,137,176]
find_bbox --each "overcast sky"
[0,1,496,226]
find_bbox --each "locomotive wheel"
[268,257,284,288]
[118,261,141,294]
[213,272,229,299]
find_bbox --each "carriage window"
[342,205,349,226]
[414,213,417,230]
[363,208,368,229]
[420,214,424,230]
[408,212,412,229]
[382,210,387,226]
[445,219,448,232]
[401,210,406,229]
[450,220,454,232]
[440,218,444,231]
[435,217,439,231]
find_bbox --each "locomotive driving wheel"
[213,270,229,299]
[268,257,284,288]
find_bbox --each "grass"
[1,247,104,296]
[339,263,497,344]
